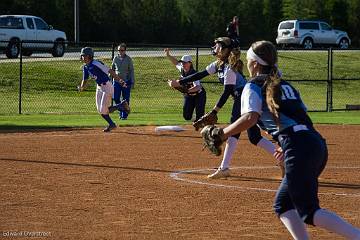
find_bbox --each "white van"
[276,20,351,49]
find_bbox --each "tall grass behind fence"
[0,42,359,119]
[332,50,360,110]
[0,61,19,114]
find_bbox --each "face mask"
[211,43,222,56]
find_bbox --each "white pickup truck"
[0,15,67,58]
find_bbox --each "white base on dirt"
[155,126,185,132]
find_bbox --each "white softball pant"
[96,81,114,114]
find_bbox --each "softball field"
[0,124,359,239]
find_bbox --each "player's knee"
[303,208,320,226]
[248,135,262,146]
[99,107,109,115]
[273,203,292,218]
[232,133,240,139]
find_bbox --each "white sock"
[314,208,360,239]
[257,137,276,154]
[219,136,238,170]
[279,209,309,240]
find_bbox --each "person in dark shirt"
[226,16,240,41]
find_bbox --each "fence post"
[18,41,23,114]
[110,42,116,107]
[326,48,329,112]
[111,42,115,60]
[195,47,199,71]
[328,47,333,112]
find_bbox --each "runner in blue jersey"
[78,47,128,132]
[169,37,282,179]
[208,40,360,239]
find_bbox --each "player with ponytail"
[201,40,360,239]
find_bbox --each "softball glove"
[173,84,189,94]
[193,111,218,131]
[200,125,225,156]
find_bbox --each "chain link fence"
[0,41,359,116]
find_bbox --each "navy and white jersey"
[241,75,312,136]
[176,63,201,90]
[83,60,111,85]
[205,61,246,89]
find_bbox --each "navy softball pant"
[113,80,132,119]
[183,89,206,121]
[274,127,328,225]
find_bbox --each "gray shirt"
[111,54,135,85]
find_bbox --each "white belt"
[293,124,308,132]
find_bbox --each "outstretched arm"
[212,84,234,113]
[179,70,209,84]
[168,70,209,88]
[164,48,178,66]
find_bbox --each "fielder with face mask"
[168,37,282,179]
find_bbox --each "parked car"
[0,15,67,58]
[276,20,351,49]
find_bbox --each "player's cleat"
[108,105,118,113]
[207,168,230,179]
[120,100,130,114]
[108,100,130,114]
[103,124,117,132]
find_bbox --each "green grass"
[0,113,184,130]
[0,49,359,130]
[308,111,360,124]
[0,111,359,132]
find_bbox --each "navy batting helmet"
[80,47,94,58]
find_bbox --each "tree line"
[1,0,359,47]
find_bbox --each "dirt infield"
[1,124,359,239]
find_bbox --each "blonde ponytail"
[228,48,243,73]
[251,41,281,125]
[265,69,281,125]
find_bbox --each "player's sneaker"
[108,100,130,114]
[120,100,130,114]
[207,168,230,179]
[108,105,118,113]
[103,124,117,132]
